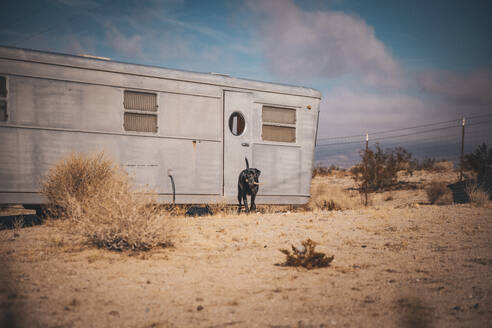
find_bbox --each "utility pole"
[460,117,466,181]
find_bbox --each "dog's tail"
[245,157,249,169]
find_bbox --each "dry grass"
[425,181,453,205]
[433,161,454,172]
[465,183,489,207]
[303,182,362,211]
[207,203,237,216]
[41,152,174,252]
[279,239,334,269]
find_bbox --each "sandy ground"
[1,174,491,328]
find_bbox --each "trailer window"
[262,106,296,143]
[228,112,245,136]
[123,90,157,132]
[0,76,6,122]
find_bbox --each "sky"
[1,0,491,166]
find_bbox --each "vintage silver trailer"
[0,46,321,206]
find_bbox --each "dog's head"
[244,168,261,189]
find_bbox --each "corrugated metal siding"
[253,144,301,195]
[262,125,296,143]
[124,91,157,112]
[124,113,157,132]
[262,106,296,124]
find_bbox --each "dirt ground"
[1,172,491,328]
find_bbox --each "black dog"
[238,158,261,213]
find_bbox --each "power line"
[371,124,461,141]
[468,120,492,127]
[466,113,492,120]
[317,118,459,141]
[317,113,492,142]
[317,124,461,147]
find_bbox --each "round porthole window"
[228,112,245,136]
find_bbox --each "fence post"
[365,133,369,206]
[460,117,466,181]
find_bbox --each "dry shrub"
[158,204,190,217]
[304,183,361,211]
[312,164,347,178]
[425,181,453,205]
[465,183,489,207]
[351,145,412,192]
[280,239,334,269]
[42,152,173,251]
[207,203,237,216]
[434,161,453,172]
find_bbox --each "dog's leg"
[250,192,256,212]
[237,193,242,213]
[243,194,249,213]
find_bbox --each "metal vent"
[262,106,296,124]
[124,113,157,132]
[124,91,157,112]
[262,125,296,143]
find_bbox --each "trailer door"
[223,91,254,198]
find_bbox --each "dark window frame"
[0,76,7,122]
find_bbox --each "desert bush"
[425,181,453,205]
[413,157,453,172]
[312,164,343,177]
[42,152,174,251]
[42,152,114,218]
[280,239,334,269]
[465,182,489,206]
[419,157,436,171]
[351,145,411,192]
[433,161,454,172]
[465,143,492,185]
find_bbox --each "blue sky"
[2,0,491,166]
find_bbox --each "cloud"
[246,0,404,88]
[104,24,144,59]
[54,0,99,9]
[318,87,434,139]
[417,68,492,105]
[158,17,226,41]
[62,34,97,55]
